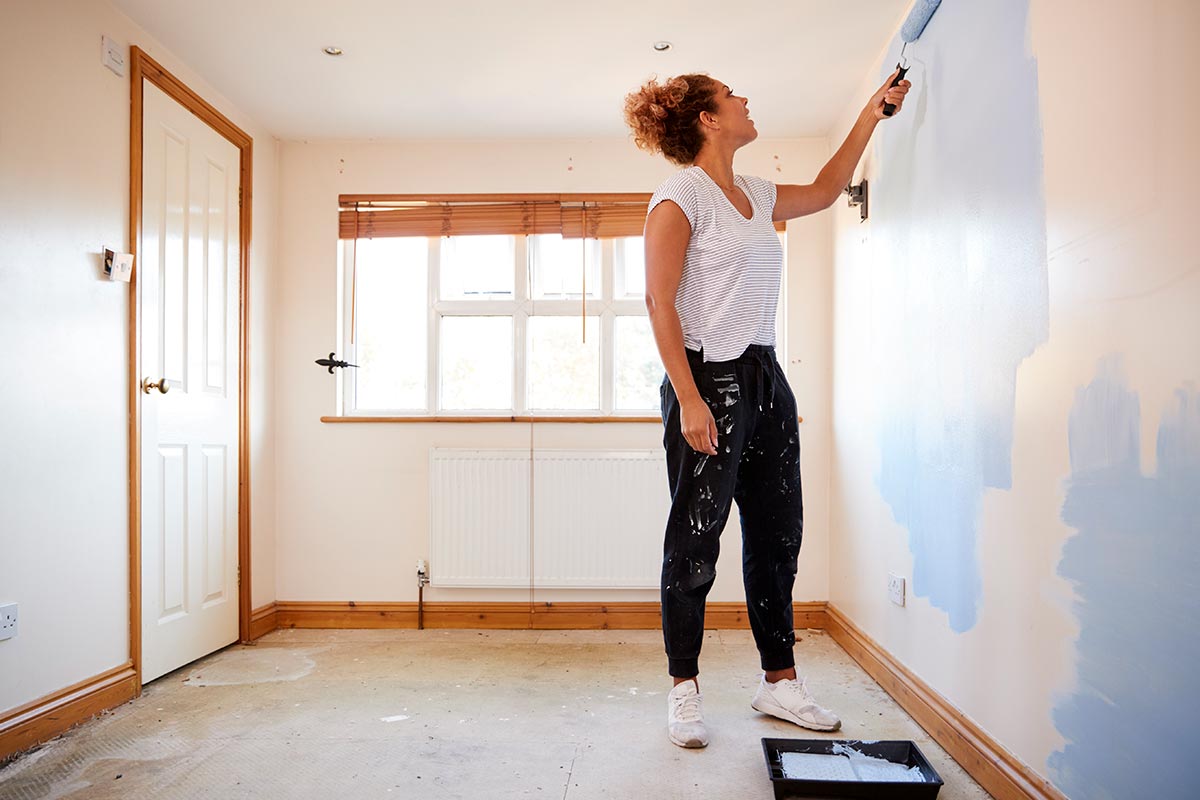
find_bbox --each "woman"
[623,70,909,748]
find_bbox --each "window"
[338,197,786,418]
[351,237,428,411]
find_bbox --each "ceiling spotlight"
[323,46,344,56]
[652,41,672,52]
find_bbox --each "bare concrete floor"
[1,629,991,799]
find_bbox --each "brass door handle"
[141,377,170,395]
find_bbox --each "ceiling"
[111,0,909,141]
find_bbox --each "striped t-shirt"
[647,166,783,362]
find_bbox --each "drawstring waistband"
[686,345,781,410]
[747,347,779,411]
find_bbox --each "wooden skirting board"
[3,600,1067,800]
[0,662,138,763]
[271,600,827,631]
[248,601,279,640]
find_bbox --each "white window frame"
[339,232,787,418]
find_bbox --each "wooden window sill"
[321,415,660,424]
[320,415,802,424]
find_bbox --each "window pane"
[529,234,600,299]
[440,235,514,300]
[353,237,428,410]
[527,316,600,411]
[614,316,661,411]
[440,317,513,410]
[617,236,645,298]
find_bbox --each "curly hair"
[623,74,721,166]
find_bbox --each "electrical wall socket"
[887,573,906,607]
[0,603,17,641]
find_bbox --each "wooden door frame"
[128,46,254,689]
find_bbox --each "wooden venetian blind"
[337,193,785,239]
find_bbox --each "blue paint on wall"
[1049,360,1200,799]
[870,0,1049,631]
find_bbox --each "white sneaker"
[667,680,709,748]
[751,675,841,732]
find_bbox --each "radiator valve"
[416,560,430,588]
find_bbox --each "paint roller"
[882,0,943,117]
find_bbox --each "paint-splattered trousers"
[659,345,804,678]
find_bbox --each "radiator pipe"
[416,560,430,630]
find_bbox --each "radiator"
[429,449,669,588]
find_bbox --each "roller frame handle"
[882,64,909,117]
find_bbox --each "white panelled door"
[140,82,240,684]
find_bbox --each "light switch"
[105,249,134,282]
[102,35,125,77]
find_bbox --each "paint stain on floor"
[183,647,318,686]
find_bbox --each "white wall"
[275,137,834,605]
[828,0,1198,796]
[0,0,278,714]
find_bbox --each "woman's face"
[709,83,757,145]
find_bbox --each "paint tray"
[761,738,944,799]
